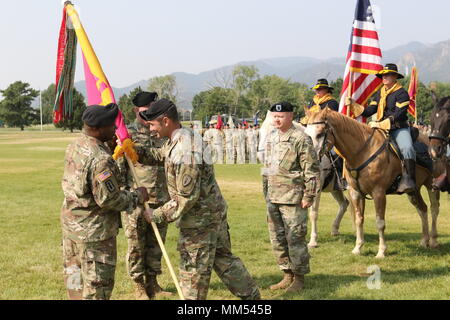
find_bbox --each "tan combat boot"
[269,271,294,290]
[134,281,151,300]
[146,275,172,297]
[286,274,305,293]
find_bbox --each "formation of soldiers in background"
[198,122,261,165]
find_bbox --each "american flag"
[339,0,383,117]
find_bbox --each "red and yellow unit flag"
[54,2,137,162]
[407,66,418,120]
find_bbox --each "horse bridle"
[308,120,335,158]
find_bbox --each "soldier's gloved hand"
[345,97,354,106]
[136,187,149,204]
[143,208,154,224]
[345,99,365,118]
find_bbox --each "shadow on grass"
[380,266,450,285]
[257,273,362,300]
[318,231,450,256]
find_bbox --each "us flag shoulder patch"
[97,170,112,182]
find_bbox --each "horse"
[429,95,450,191]
[307,151,349,248]
[305,108,440,258]
[258,111,349,247]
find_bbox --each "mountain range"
[74,39,450,110]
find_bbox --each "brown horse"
[305,108,440,258]
[429,95,450,190]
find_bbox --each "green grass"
[0,128,449,300]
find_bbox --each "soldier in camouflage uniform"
[202,124,214,163]
[264,102,320,293]
[117,92,172,299]
[224,124,234,164]
[61,103,149,300]
[246,125,258,164]
[130,98,260,300]
[212,127,224,164]
[233,123,245,164]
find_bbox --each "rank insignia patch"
[104,180,116,193]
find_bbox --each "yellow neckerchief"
[310,93,334,113]
[376,82,403,121]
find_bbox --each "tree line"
[1,66,450,130]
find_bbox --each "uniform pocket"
[279,147,296,171]
[85,248,117,266]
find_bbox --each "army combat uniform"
[224,127,234,164]
[61,133,144,300]
[117,120,170,292]
[137,126,260,300]
[212,128,224,164]
[265,103,320,290]
[246,128,258,164]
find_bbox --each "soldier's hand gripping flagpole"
[123,153,185,300]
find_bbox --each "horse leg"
[407,190,430,248]
[427,188,440,248]
[308,191,321,248]
[349,188,365,255]
[330,190,349,236]
[373,190,387,259]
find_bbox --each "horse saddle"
[387,128,433,173]
[321,153,346,192]
[384,128,433,195]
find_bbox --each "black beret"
[82,103,118,127]
[139,98,177,121]
[132,91,158,107]
[270,101,294,112]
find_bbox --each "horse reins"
[308,121,387,200]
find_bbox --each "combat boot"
[134,281,151,300]
[286,274,305,293]
[146,275,172,297]
[397,159,416,194]
[269,270,294,290]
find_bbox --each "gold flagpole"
[125,154,185,300]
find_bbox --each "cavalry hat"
[82,103,118,127]
[270,101,294,112]
[139,98,177,121]
[312,79,334,92]
[132,91,158,107]
[376,63,404,79]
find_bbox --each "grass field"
[0,129,449,300]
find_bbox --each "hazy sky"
[1,0,449,90]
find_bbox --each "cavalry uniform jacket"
[362,86,410,130]
[265,125,320,205]
[137,127,227,229]
[61,133,140,243]
[307,98,339,112]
